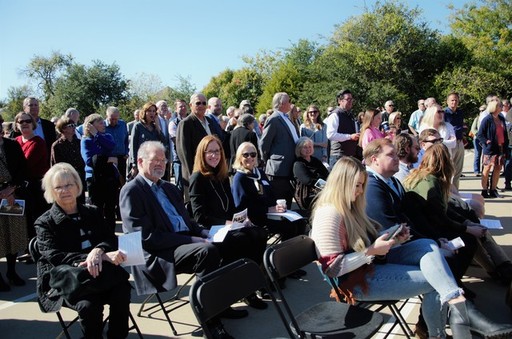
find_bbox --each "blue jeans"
[504,146,512,188]
[473,138,482,173]
[351,239,462,337]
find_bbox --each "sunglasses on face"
[17,119,32,124]
[65,123,77,128]
[242,152,257,158]
[308,110,319,114]
[195,101,207,106]
[424,137,444,144]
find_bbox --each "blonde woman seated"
[311,157,512,338]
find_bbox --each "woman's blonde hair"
[358,109,380,146]
[419,104,444,131]
[403,143,453,202]
[232,142,257,173]
[42,163,83,203]
[312,157,378,252]
[83,113,104,137]
[192,135,228,181]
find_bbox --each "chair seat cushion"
[294,301,383,337]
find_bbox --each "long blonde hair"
[312,157,378,252]
[403,143,453,202]
[358,109,380,146]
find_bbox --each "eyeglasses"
[419,102,425,105]
[424,138,444,144]
[242,152,257,158]
[308,110,319,114]
[395,117,401,120]
[148,158,168,164]
[195,101,207,106]
[17,119,32,124]
[27,104,39,107]
[204,149,221,156]
[437,110,444,114]
[64,123,76,128]
[53,183,75,192]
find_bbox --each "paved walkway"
[0,150,510,338]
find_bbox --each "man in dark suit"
[22,97,57,158]
[120,140,242,338]
[176,93,217,199]
[260,92,299,208]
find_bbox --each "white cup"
[276,199,287,208]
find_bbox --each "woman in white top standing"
[419,105,457,157]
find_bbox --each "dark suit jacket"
[176,114,216,190]
[260,111,296,177]
[120,175,204,295]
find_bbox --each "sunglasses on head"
[242,152,257,158]
[195,101,207,106]
[17,119,32,124]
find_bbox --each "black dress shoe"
[466,300,512,338]
[6,272,25,286]
[207,320,234,339]
[481,189,490,198]
[219,307,248,319]
[490,189,502,198]
[244,293,268,310]
[257,288,271,300]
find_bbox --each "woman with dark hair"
[128,102,165,175]
[14,111,49,239]
[189,135,268,309]
[0,132,28,290]
[293,137,329,211]
[51,117,86,201]
[81,113,117,233]
[229,113,258,171]
[35,163,131,338]
[312,156,512,338]
[300,104,328,162]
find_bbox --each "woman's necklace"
[210,180,229,212]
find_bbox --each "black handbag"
[48,262,129,304]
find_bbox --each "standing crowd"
[0,90,511,338]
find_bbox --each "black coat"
[34,203,117,312]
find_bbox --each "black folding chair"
[29,237,143,339]
[189,258,285,338]
[135,272,195,336]
[264,235,383,338]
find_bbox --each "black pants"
[267,176,294,209]
[66,280,131,339]
[174,242,221,278]
[214,226,268,265]
[87,177,118,233]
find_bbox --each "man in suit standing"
[176,93,216,199]
[22,97,57,158]
[120,141,244,337]
[260,92,299,208]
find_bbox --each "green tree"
[47,60,129,117]
[21,51,73,101]
[2,85,33,120]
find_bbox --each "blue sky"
[0,0,469,100]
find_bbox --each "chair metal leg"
[128,311,144,338]
[56,311,80,339]
[388,303,413,338]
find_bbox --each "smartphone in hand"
[383,224,403,241]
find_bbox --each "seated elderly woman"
[293,137,329,211]
[35,163,131,338]
[232,142,308,279]
[189,135,268,309]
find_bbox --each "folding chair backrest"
[264,235,317,279]
[190,258,266,323]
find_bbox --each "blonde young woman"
[300,104,328,162]
[419,105,457,156]
[311,157,511,338]
[359,109,386,149]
